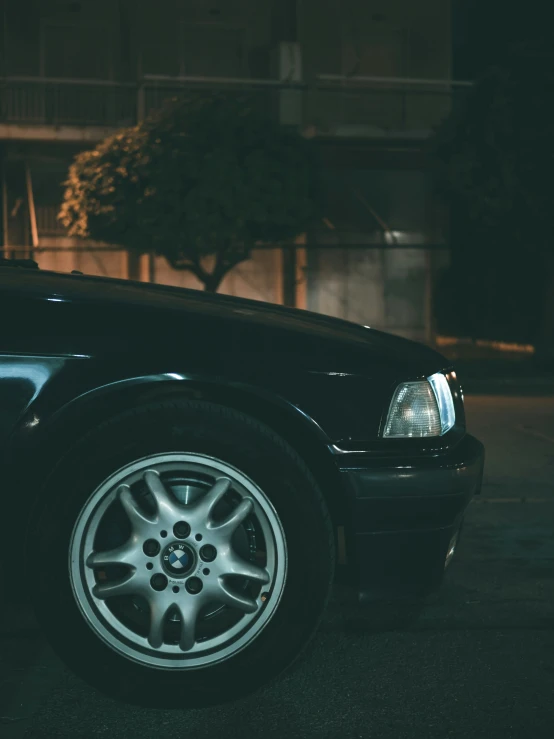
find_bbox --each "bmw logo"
[162,542,195,577]
[169,549,188,569]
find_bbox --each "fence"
[0,75,472,135]
[0,77,137,128]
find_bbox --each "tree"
[431,41,554,356]
[60,93,322,292]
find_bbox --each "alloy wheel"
[69,453,288,669]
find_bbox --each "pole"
[1,148,9,252]
[424,247,434,345]
[295,232,307,309]
[135,27,155,283]
[282,245,297,307]
[25,161,39,254]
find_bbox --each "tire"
[30,400,334,707]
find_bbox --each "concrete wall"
[28,243,283,305]
[137,0,272,78]
[1,1,452,135]
[26,240,126,279]
[3,1,120,78]
[298,0,451,80]
[298,0,452,134]
[306,245,428,342]
[306,167,440,341]
[2,0,451,82]
[152,248,282,304]
[2,0,272,81]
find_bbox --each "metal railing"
[310,75,472,134]
[35,205,67,236]
[0,74,473,134]
[0,76,137,128]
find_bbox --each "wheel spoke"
[86,541,138,570]
[218,583,258,614]
[195,477,232,520]
[92,574,137,600]
[224,554,270,584]
[148,598,171,649]
[213,498,253,537]
[143,470,178,519]
[118,484,154,532]
[176,602,200,652]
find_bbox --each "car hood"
[1,267,448,378]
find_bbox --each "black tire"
[30,400,335,707]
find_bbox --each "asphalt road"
[1,395,554,739]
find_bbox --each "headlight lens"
[383,372,456,438]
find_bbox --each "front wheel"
[30,400,334,707]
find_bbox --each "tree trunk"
[202,248,249,292]
[203,273,224,293]
[166,246,249,294]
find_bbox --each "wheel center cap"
[162,541,195,577]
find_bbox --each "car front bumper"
[337,434,485,602]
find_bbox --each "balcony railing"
[310,75,472,135]
[0,76,137,128]
[0,75,473,136]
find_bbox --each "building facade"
[0,0,463,341]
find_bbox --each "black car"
[0,263,484,707]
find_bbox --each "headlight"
[383,372,456,438]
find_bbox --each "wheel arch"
[16,375,350,532]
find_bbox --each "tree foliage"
[431,41,554,348]
[60,93,322,291]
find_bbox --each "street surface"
[1,395,554,738]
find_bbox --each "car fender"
[3,360,349,563]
